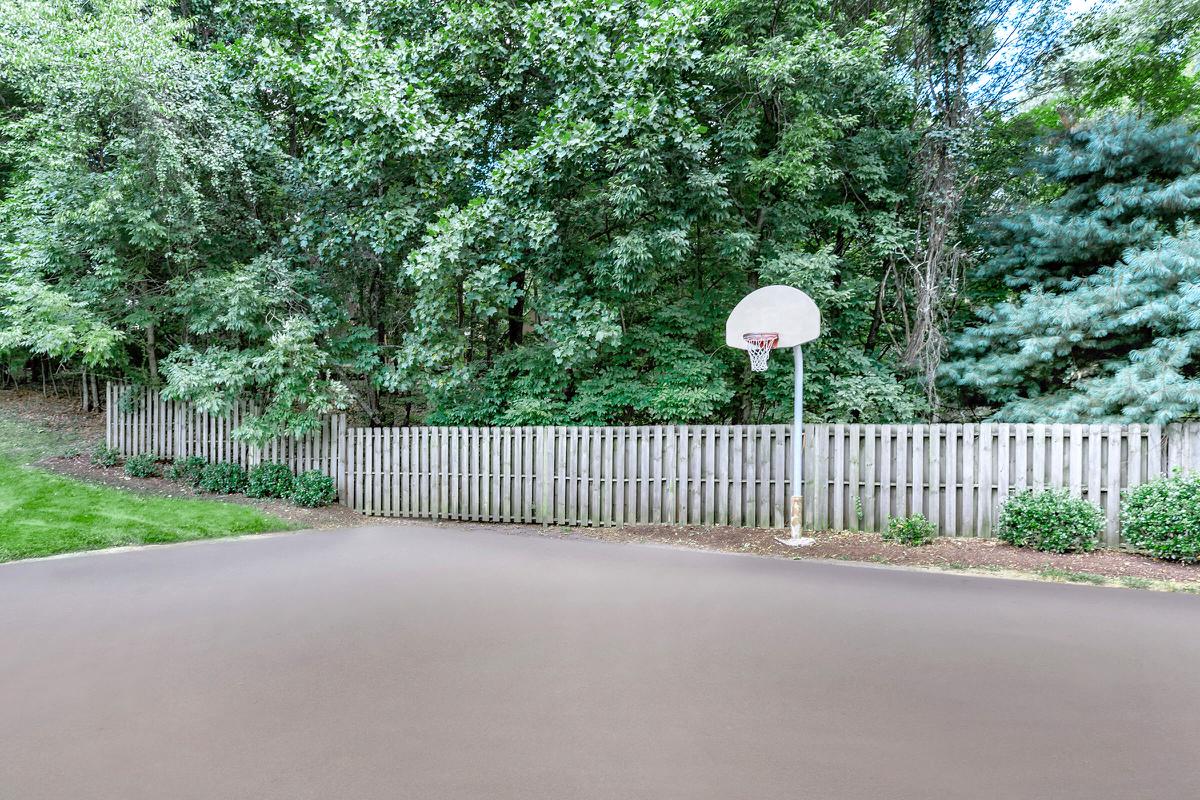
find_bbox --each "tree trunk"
[865,262,892,355]
[146,323,158,380]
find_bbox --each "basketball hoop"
[726,286,821,545]
[743,333,779,372]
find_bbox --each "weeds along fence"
[106,384,1200,544]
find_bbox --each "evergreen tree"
[944,116,1200,422]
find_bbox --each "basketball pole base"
[775,495,815,548]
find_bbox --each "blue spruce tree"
[944,116,1200,422]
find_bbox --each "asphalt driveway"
[1,525,1197,799]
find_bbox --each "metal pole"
[791,345,803,538]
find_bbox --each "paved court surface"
[2,526,1198,800]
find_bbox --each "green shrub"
[165,455,207,486]
[197,462,248,494]
[883,514,937,546]
[290,470,336,507]
[90,443,121,468]
[123,453,159,478]
[997,489,1102,553]
[247,462,294,499]
[1122,471,1200,562]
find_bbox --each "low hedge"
[883,514,936,546]
[997,489,1102,554]
[91,444,121,468]
[247,462,295,499]
[123,453,159,478]
[290,470,336,507]
[1122,471,1200,562]
[165,455,207,486]
[197,462,248,494]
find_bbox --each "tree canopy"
[1,0,1196,432]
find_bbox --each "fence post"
[172,397,183,462]
[333,414,348,504]
[537,426,553,525]
[105,381,114,449]
[1180,424,1200,474]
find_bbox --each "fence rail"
[106,384,1200,543]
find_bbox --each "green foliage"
[1052,0,1200,120]
[1121,471,1200,561]
[399,0,927,426]
[0,0,278,375]
[90,444,121,468]
[0,460,288,562]
[165,455,207,486]
[122,453,159,479]
[246,462,294,499]
[997,489,1103,554]
[197,462,248,494]
[945,116,1200,423]
[6,0,1190,429]
[289,470,336,508]
[2,0,936,431]
[883,514,937,546]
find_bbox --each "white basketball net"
[743,333,779,372]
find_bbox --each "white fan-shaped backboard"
[725,285,820,349]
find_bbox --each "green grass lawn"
[0,407,291,563]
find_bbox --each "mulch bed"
[562,524,1200,585]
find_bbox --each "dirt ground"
[7,387,1200,589]
[0,387,105,443]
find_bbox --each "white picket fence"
[106,384,1200,544]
